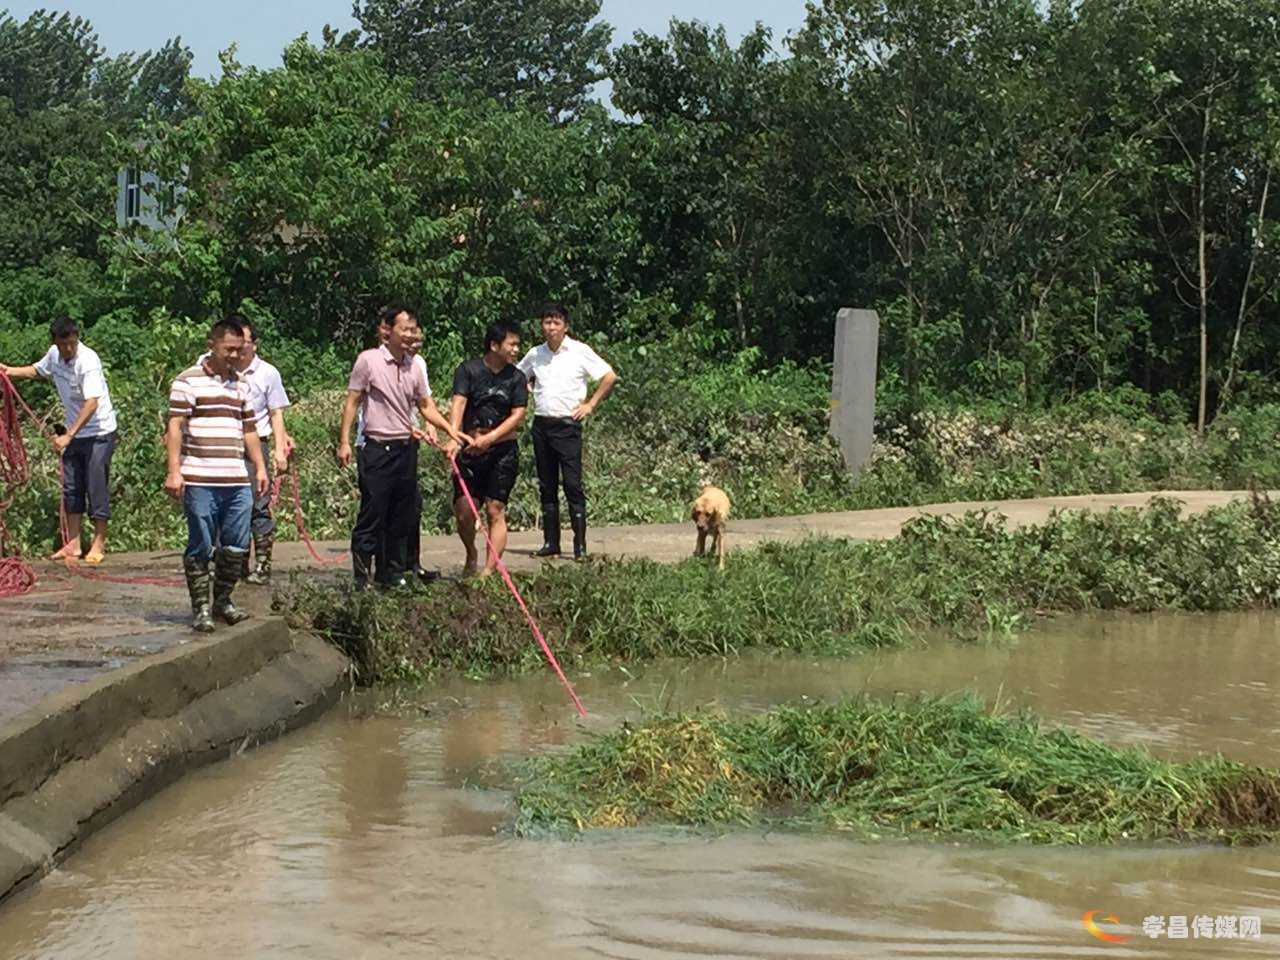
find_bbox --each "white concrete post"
[830,308,879,477]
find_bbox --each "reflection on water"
[2,611,1279,959]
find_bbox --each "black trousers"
[352,439,419,581]
[532,417,585,511]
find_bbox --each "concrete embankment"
[0,620,349,905]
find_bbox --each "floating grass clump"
[509,694,1280,846]
[277,494,1280,683]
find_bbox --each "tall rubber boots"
[569,505,588,561]
[534,502,561,557]
[212,548,251,625]
[184,557,214,633]
[245,531,273,585]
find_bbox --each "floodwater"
[3,611,1280,959]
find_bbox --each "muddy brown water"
[3,611,1279,958]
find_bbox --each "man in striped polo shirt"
[196,314,294,585]
[165,317,270,632]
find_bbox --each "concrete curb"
[0,620,351,906]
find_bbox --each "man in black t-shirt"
[443,320,528,576]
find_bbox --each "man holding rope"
[197,314,293,586]
[337,304,469,591]
[165,317,270,633]
[355,313,441,584]
[443,320,527,576]
[518,303,617,560]
[0,316,119,564]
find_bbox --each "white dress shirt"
[516,336,613,419]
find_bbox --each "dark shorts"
[452,441,519,505]
[62,432,117,519]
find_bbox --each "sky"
[4,1,811,86]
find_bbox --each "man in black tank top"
[443,320,528,576]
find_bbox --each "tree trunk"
[734,283,746,348]
[1219,166,1270,413]
[1196,105,1211,435]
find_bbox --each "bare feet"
[83,547,105,565]
[51,543,82,561]
[462,556,479,577]
[477,566,495,579]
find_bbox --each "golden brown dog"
[691,485,731,571]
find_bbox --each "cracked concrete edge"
[0,620,295,806]
[0,623,352,907]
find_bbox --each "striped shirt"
[168,362,255,486]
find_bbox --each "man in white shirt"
[0,316,119,563]
[196,314,294,585]
[516,302,617,560]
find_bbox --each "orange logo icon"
[1083,910,1133,942]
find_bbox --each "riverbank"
[280,491,1280,683]
[0,488,1271,909]
[4,609,1276,958]
[0,620,348,905]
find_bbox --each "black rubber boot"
[245,531,273,585]
[570,506,588,561]
[212,548,251,625]
[533,502,561,557]
[183,557,215,633]
[352,551,375,592]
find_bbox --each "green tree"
[354,0,612,119]
[113,40,644,357]
[611,21,806,350]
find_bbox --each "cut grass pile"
[509,694,1280,846]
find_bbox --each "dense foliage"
[4,2,1280,413]
[4,3,1280,552]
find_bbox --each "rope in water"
[277,440,584,716]
[445,446,587,718]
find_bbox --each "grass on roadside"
[275,493,1280,684]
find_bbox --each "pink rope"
[276,463,348,565]
[447,448,587,718]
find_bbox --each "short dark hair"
[380,302,418,327]
[209,317,246,341]
[50,316,79,340]
[485,320,522,353]
[225,312,254,341]
[539,302,569,324]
